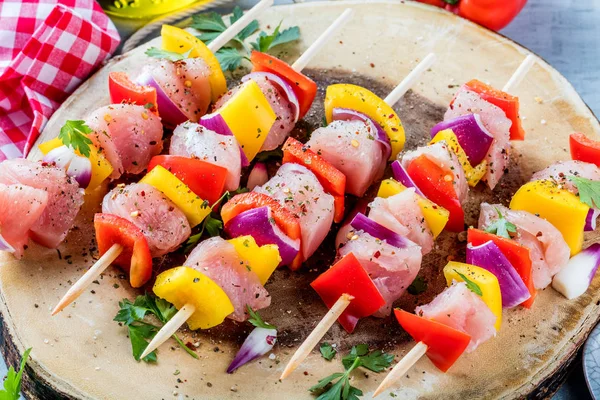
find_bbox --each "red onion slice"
[136,71,187,128]
[241,72,300,123]
[0,233,15,253]
[350,212,410,249]
[431,114,494,166]
[224,206,300,266]
[467,241,530,308]
[43,145,75,169]
[199,111,249,167]
[553,243,600,299]
[390,160,425,197]
[66,156,92,188]
[247,162,268,190]
[585,208,599,231]
[227,326,277,373]
[332,107,391,160]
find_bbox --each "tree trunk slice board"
[2,1,600,399]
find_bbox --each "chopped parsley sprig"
[59,120,93,157]
[0,347,32,400]
[454,270,483,296]
[484,207,517,239]
[247,305,276,330]
[569,175,600,208]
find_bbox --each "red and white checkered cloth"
[0,0,120,161]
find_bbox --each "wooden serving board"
[2,1,600,399]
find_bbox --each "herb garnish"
[454,270,483,296]
[407,276,427,295]
[0,347,31,400]
[144,47,192,61]
[484,207,517,239]
[320,342,337,361]
[569,175,600,208]
[114,293,198,362]
[247,305,276,330]
[185,191,232,251]
[309,345,393,400]
[59,120,93,157]
[192,6,300,71]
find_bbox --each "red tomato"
[250,51,317,119]
[467,228,536,308]
[458,0,527,31]
[463,79,524,140]
[407,155,465,232]
[282,137,346,222]
[394,309,471,372]
[570,133,600,168]
[311,253,386,333]
[94,213,152,288]
[108,71,158,114]
[148,155,227,205]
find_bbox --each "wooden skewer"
[372,341,428,397]
[140,303,196,360]
[52,244,123,315]
[280,294,353,379]
[291,8,354,72]
[383,53,437,106]
[207,0,275,52]
[502,54,536,94]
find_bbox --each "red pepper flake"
[140,190,146,197]
[370,63,375,68]
[373,250,381,258]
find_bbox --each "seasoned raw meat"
[0,183,48,258]
[368,188,433,254]
[86,104,163,178]
[307,120,386,197]
[338,230,422,317]
[401,141,469,203]
[255,163,334,261]
[185,237,270,321]
[149,58,212,121]
[0,159,84,248]
[215,75,295,151]
[478,203,570,289]
[169,121,241,191]
[445,88,512,189]
[416,281,497,353]
[102,183,190,257]
[532,160,600,194]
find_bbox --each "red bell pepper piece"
[463,79,524,141]
[467,228,536,308]
[570,133,600,168]
[394,309,471,372]
[94,213,153,288]
[311,253,385,333]
[148,155,228,205]
[250,51,317,119]
[282,137,346,223]
[407,155,464,232]
[108,71,158,114]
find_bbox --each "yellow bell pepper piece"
[510,179,589,256]
[228,236,281,285]
[324,84,405,160]
[429,129,487,187]
[377,178,449,239]
[140,165,210,227]
[153,267,234,330]
[161,25,227,102]
[216,80,277,162]
[38,137,113,192]
[443,261,502,330]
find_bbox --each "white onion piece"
[553,243,600,299]
[247,162,268,190]
[0,233,15,253]
[241,72,300,123]
[66,156,92,188]
[43,145,75,169]
[227,327,277,373]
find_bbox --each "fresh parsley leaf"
[569,175,600,208]
[484,207,517,239]
[215,47,246,72]
[145,47,192,61]
[270,26,300,49]
[196,31,221,44]
[185,191,232,251]
[115,294,198,362]
[247,305,276,330]
[341,345,393,373]
[454,269,483,296]
[231,7,259,42]
[255,149,283,162]
[320,343,337,361]
[251,23,300,52]
[59,120,93,157]
[191,11,227,32]
[0,347,31,400]
[309,357,363,400]
[407,276,427,295]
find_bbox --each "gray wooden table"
[1,0,598,398]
